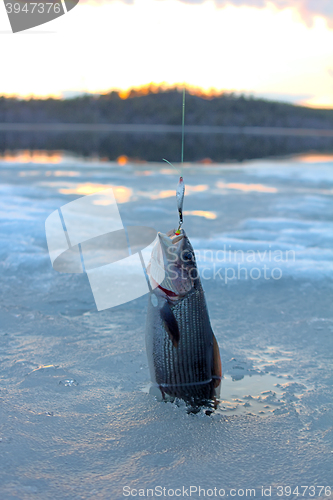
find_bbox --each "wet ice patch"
[143,373,307,418]
[247,161,333,184]
[275,196,333,218]
[217,350,308,417]
[143,351,308,418]
[59,379,79,387]
[191,215,333,282]
[20,365,80,390]
[219,374,307,417]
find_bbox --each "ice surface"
[0,155,332,499]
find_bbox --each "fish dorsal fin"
[212,334,222,388]
[160,301,180,348]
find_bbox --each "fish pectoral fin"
[160,301,180,348]
[212,333,222,388]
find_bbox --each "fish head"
[148,228,199,300]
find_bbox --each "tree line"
[1,88,333,129]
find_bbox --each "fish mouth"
[166,228,184,244]
[156,228,184,250]
[148,228,195,300]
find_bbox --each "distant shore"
[1,123,333,137]
[1,90,333,162]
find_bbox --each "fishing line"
[162,87,186,233]
[162,158,180,174]
[162,87,186,175]
[176,87,186,232]
[181,86,185,176]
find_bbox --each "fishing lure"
[175,176,185,235]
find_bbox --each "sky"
[0,0,333,107]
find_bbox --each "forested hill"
[1,90,333,129]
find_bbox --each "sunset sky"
[0,0,333,107]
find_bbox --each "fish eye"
[182,251,194,262]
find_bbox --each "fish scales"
[145,228,221,408]
[147,286,215,402]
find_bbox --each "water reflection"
[46,170,80,177]
[1,128,333,163]
[217,181,278,193]
[297,153,333,163]
[42,181,209,205]
[183,210,217,220]
[0,150,63,164]
[150,190,174,200]
[19,170,40,177]
[143,184,208,201]
[55,183,132,203]
[93,187,132,204]
[186,185,208,194]
[19,170,80,177]
[135,170,153,176]
[117,155,129,165]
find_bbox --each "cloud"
[78,0,133,3]
[79,0,333,28]
[177,0,333,27]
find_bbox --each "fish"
[145,227,222,411]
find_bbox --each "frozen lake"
[0,152,332,499]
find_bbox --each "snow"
[0,155,332,499]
